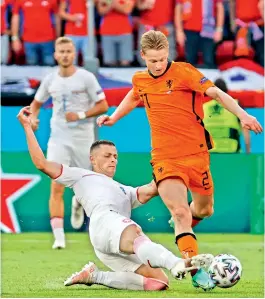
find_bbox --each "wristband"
[77,112,86,120]
[11,35,19,41]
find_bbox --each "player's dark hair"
[214,78,228,93]
[90,140,116,153]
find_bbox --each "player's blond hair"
[55,36,74,48]
[141,30,169,54]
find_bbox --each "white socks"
[133,235,181,271]
[50,217,65,242]
[92,271,167,291]
[93,271,145,290]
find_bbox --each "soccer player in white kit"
[30,37,108,249]
[17,106,215,291]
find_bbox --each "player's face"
[90,145,118,178]
[141,48,169,76]
[54,42,76,68]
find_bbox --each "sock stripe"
[50,217,63,229]
[175,232,197,244]
[192,215,203,220]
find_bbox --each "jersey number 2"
[202,171,211,190]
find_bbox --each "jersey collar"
[148,60,172,79]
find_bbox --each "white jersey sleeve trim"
[131,187,143,209]
[54,164,63,180]
[96,90,106,102]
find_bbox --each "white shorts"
[47,137,94,169]
[90,210,141,255]
[90,210,143,272]
[94,249,142,273]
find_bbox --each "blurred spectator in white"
[11,0,61,66]
[229,0,264,67]
[96,0,135,67]
[59,0,95,65]
[175,0,224,68]
[136,0,176,66]
[204,78,251,153]
[1,0,12,64]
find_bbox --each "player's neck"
[58,65,77,77]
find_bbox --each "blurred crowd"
[1,0,264,68]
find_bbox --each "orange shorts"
[151,151,214,196]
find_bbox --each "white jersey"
[55,165,142,219]
[34,68,105,140]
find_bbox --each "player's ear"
[90,155,95,166]
[140,50,145,60]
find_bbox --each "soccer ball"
[208,254,242,288]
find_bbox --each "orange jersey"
[132,61,215,161]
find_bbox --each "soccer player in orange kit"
[97,30,263,290]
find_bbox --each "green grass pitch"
[1,233,264,298]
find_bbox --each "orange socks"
[175,233,198,259]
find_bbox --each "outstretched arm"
[17,107,62,179]
[206,86,263,134]
[97,89,140,126]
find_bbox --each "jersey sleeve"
[182,63,215,93]
[12,0,21,14]
[51,0,58,13]
[132,74,140,101]
[85,72,106,103]
[34,74,52,103]
[124,185,142,209]
[54,165,84,188]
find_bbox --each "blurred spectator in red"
[136,0,176,66]
[11,0,61,66]
[96,0,135,67]
[229,0,264,67]
[175,0,224,68]
[1,0,12,64]
[59,0,95,65]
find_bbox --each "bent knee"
[171,206,192,220]
[144,277,169,291]
[197,206,214,218]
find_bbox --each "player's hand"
[31,118,40,131]
[149,180,158,197]
[65,112,79,122]
[17,106,32,128]
[12,39,22,53]
[176,30,186,47]
[213,30,223,43]
[240,113,263,134]
[97,114,116,127]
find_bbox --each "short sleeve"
[85,71,106,103]
[12,0,21,14]
[51,0,58,13]
[132,74,140,101]
[182,63,215,93]
[54,165,84,188]
[34,74,52,103]
[124,185,142,209]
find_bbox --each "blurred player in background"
[203,78,251,153]
[17,106,215,291]
[97,30,263,290]
[30,37,108,249]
